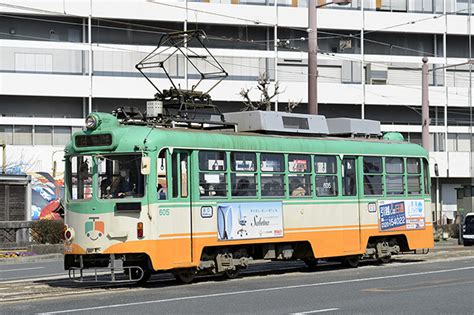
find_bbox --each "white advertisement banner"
[217,202,283,240]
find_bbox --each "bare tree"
[240,72,281,111]
[286,99,302,113]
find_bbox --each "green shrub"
[31,219,64,244]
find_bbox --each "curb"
[0,253,63,265]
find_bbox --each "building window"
[0,125,13,145]
[53,126,71,146]
[35,126,53,145]
[13,126,32,145]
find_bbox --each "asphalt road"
[0,260,64,282]
[1,255,474,314]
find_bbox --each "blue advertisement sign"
[379,201,406,231]
[378,200,425,231]
[217,202,283,240]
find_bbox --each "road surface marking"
[291,308,340,314]
[364,277,474,292]
[0,267,44,273]
[39,265,474,314]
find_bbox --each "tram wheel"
[136,269,152,284]
[224,268,241,279]
[378,255,392,264]
[342,256,360,268]
[304,259,318,270]
[174,268,196,284]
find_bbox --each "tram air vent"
[223,111,329,135]
[326,118,381,137]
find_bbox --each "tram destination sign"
[378,199,425,231]
[217,202,283,240]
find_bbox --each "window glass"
[315,155,336,174]
[14,125,32,145]
[363,157,382,173]
[363,156,383,196]
[231,152,256,171]
[199,173,227,198]
[231,174,257,197]
[407,158,421,174]
[98,154,144,199]
[180,153,188,198]
[407,176,421,195]
[386,175,404,195]
[199,151,226,171]
[0,125,13,145]
[35,126,52,145]
[289,174,311,197]
[53,126,71,146]
[288,154,311,173]
[386,157,404,174]
[316,175,338,197]
[342,158,356,196]
[261,153,284,172]
[364,175,383,195]
[261,174,285,197]
[157,150,167,200]
[423,159,430,194]
[69,155,93,200]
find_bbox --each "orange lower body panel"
[67,225,434,271]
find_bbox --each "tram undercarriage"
[64,235,418,284]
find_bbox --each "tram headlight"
[85,115,98,130]
[64,227,75,242]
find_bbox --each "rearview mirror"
[141,156,151,175]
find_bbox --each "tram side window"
[407,158,422,195]
[363,157,383,196]
[261,153,285,197]
[423,159,430,195]
[199,151,227,198]
[98,155,144,199]
[314,155,338,197]
[231,152,257,197]
[386,157,405,195]
[157,150,167,200]
[171,152,189,198]
[342,158,357,196]
[288,154,311,197]
[69,156,93,200]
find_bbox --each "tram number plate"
[159,209,170,216]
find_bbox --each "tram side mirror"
[434,163,439,177]
[141,156,151,175]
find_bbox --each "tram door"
[170,150,193,263]
[342,157,361,252]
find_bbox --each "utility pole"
[307,0,351,115]
[308,0,317,115]
[421,57,429,151]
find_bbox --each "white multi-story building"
[0,0,473,222]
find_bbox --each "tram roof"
[67,114,428,158]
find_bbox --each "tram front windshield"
[68,154,144,200]
[98,155,144,199]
